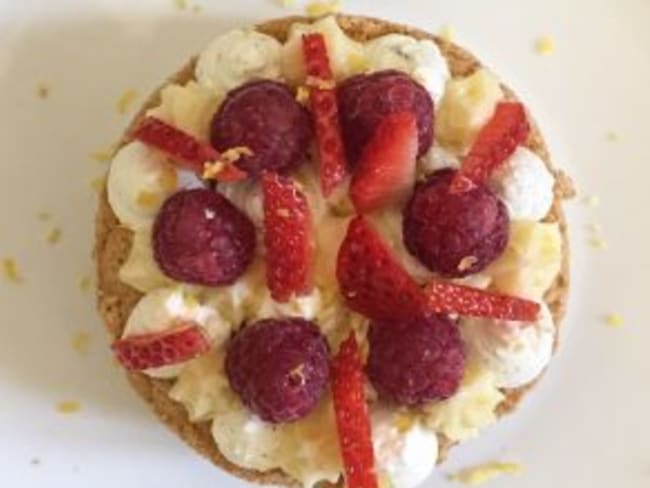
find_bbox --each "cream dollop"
[281,16,366,85]
[462,303,555,389]
[423,358,504,441]
[107,141,203,230]
[365,34,450,104]
[371,408,438,488]
[418,145,461,176]
[210,394,343,487]
[122,287,230,378]
[490,147,555,221]
[119,229,173,293]
[147,81,221,141]
[196,29,283,94]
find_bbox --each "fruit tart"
[95,13,573,488]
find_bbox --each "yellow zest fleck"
[587,222,602,233]
[281,0,296,7]
[56,400,81,414]
[305,75,336,90]
[46,227,62,245]
[2,258,22,283]
[458,256,478,272]
[89,144,117,163]
[438,24,456,42]
[91,175,107,194]
[306,0,341,18]
[80,275,92,293]
[136,190,162,209]
[116,89,139,115]
[71,330,91,355]
[203,147,253,180]
[606,131,619,142]
[583,194,600,207]
[589,236,608,250]
[182,290,200,309]
[36,82,50,99]
[535,36,556,56]
[37,211,52,222]
[276,208,291,218]
[174,0,187,10]
[347,52,369,73]
[394,414,415,434]
[605,313,624,328]
[296,85,310,106]
[448,462,523,485]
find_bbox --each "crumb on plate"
[2,257,22,284]
[605,313,624,328]
[80,274,92,293]
[36,82,50,99]
[71,330,91,355]
[91,175,107,194]
[89,144,117,163]
[30,458,41,466]
[46,227,62,245]
[306,0,341,17]
[439,24,456,42]
[56,400,81,414]
[582,194,600,207]
[535,35,556,55]
[606,131,619,142]
[448,462,523,485]
[174,0,187,10]
[37,211,52,222]
[589,236,608,250]
[116,89,139,115]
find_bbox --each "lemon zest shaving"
[116,89,139,115]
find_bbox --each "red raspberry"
[210,80,312,175]
[403,169,509,278]
[338,70,434,164]
[367,315,465,406]
[153,189,256,286]
[225,318,330,423]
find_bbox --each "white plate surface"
[0,0,649,487]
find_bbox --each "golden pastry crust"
[95,14,573,487]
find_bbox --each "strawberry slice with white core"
[262,172,314,302]
[112,322,210,371]
[301,33,348,197]
[331,333,379,488]
[425,280,541,322]
[133,116,248,182]
[350,112,418,213]
[336,216,427,322]
[451,102,530,193]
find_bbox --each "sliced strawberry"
[350,112,418,213]
[331,333,379,488]
[302,33,348,197]
[133,117,248,182]
[425,280,541,322]
[112,322,210,371]
[451,102,530,193]
[262,172,314,302]
[336,216,427,322]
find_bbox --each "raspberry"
[367,315,465,406]
[153,188,256,286]
[210,80,312,175]
[338,70,434,164]
[403,169,509,278]
[225,318,330,423]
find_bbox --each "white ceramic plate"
[1,0,648,487]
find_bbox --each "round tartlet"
[95,14,573,487]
